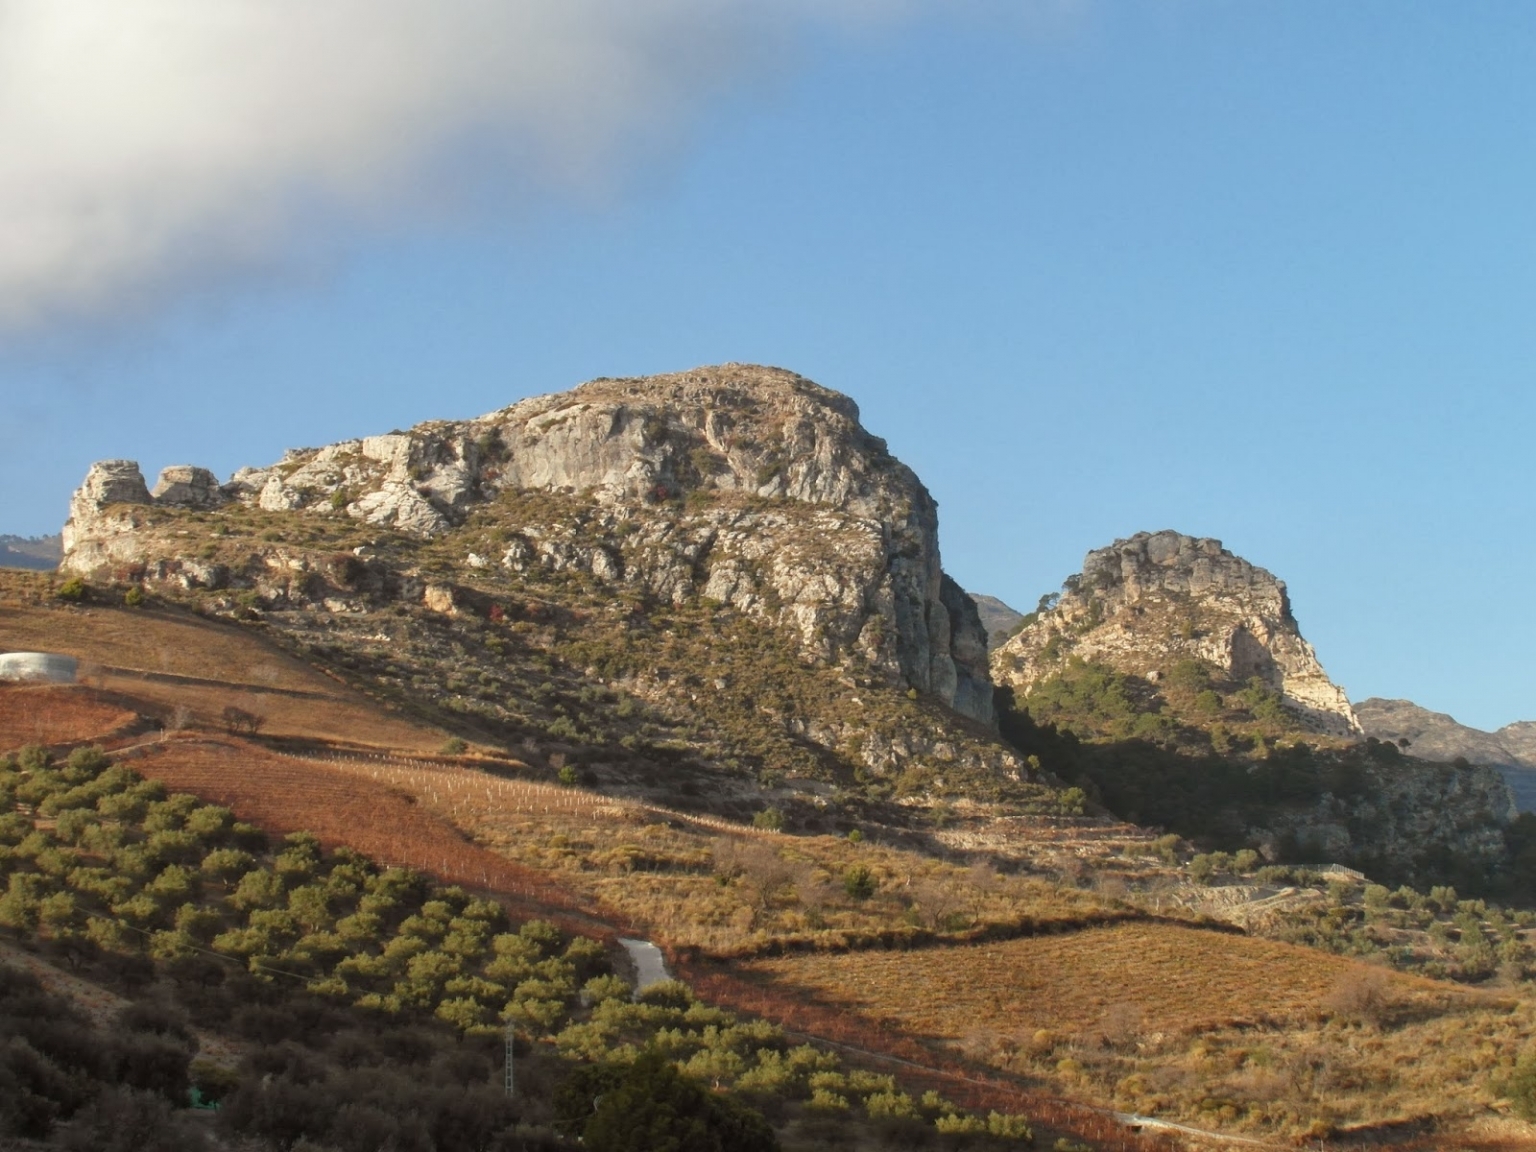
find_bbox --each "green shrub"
[843,865,876,902]
[752,807,784,832]
[1496,1047,1536,1119]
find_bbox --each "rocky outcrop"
[992,530,1360,736]
[59,365,994,726]
[151,466,227,508]
[59,460,156,577]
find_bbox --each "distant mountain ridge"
[0,533,61,570]
[969,594,1024,650]
[1355,697,1536,812]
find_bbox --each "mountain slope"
[54,365,1053,829]
[1357,697,1536,812]
[968,593,1025,649]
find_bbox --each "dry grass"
[443,789,1140,957]
[735,923,1535,1139]
[740,922,1441,1038]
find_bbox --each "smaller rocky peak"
[993,530,1359,737]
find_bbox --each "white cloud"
[0,0,911,329]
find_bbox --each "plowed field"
[0,684,142,749]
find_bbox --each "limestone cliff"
[992,530,1359,737]
[62,365,993,725]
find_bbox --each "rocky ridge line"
[59,364,994,726]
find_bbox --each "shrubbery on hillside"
[998,679,1531,902]
[0,742,1025,1149]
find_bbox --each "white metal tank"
[0,652,78,683]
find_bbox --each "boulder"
[152,465,226,507]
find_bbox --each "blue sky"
[1,2,1533,730]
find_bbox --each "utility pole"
[504,1020,515,1097]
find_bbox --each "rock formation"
[60,365,994,726]
[992,530,1360,737]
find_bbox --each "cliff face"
[61,364,993,726]
[992,530,1359,737]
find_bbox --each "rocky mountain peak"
[59,364,995,726]
[993,529,1359,736]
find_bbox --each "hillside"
[10,574,1536,1148]
[990,532,1520,889]
[17,366,1536,1147]
[1357,697,1536,812]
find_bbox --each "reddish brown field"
[674,958,1181,1152]
[0,684,142,750]
[128,734,615,935]
[0,595,440,751]
[0,590,312,685]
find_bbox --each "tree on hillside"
[576,1050,778,1152]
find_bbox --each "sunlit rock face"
[992,529,1360,737]
[59,364,994,726]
